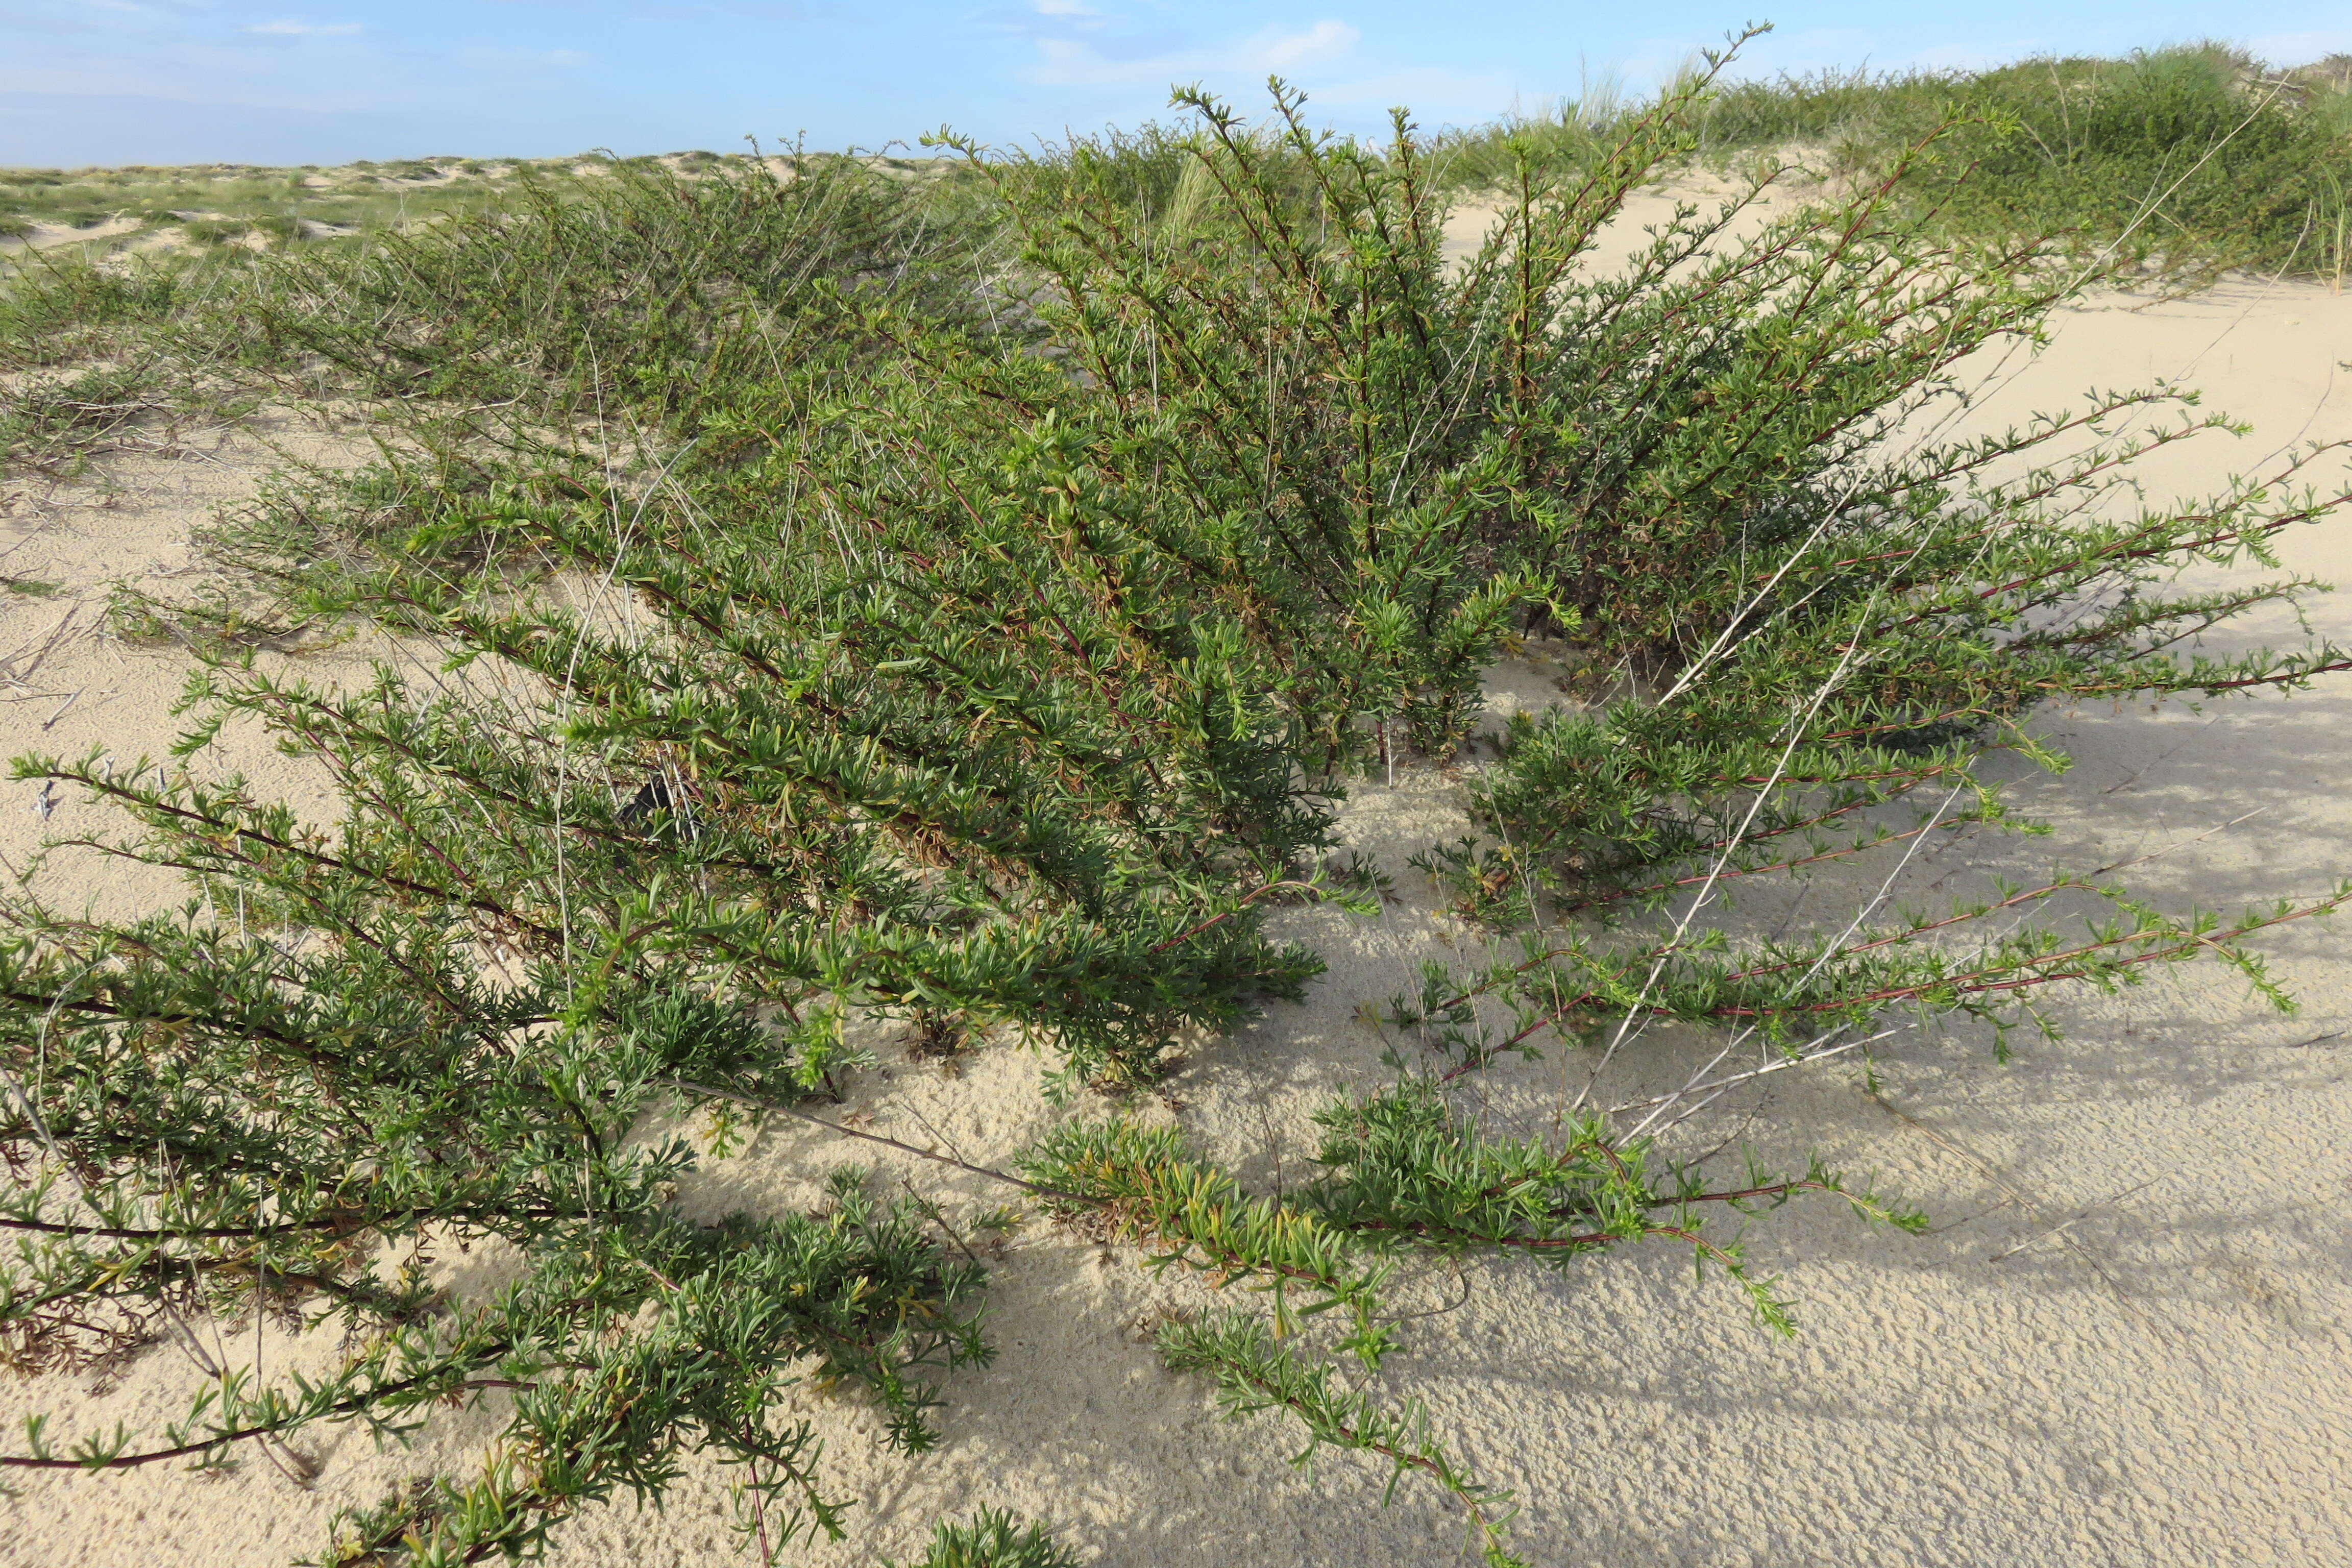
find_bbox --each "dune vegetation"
[2,29,2349,1568]
[7,37,2349,281]
[1434,40,2352,285]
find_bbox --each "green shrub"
[3,48,2344,1568]
[0,361,168,476]
[180,217,253,246]
[191,152,979,425]
[0,254,200,366]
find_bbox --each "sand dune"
[2,220,2348,1567]
[0,216,144,257]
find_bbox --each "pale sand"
[2,218,2349,1567]
[0,217,144,258]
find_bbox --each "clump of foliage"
[887,1508,1083,1568]
[1438,37,2352,283]
[0,251,198,369]
[0,362,172,478]
[2,34,2345,1567]
[0,254,266,479]
[189,148,984,432]
[0,258,269,479]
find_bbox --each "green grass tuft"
[1435,39,2352,282]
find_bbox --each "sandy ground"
[0,217,144,258]
[3,201,2350,1568]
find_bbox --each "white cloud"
[1031,19,1360,89]
[1035,0,1097,15]
[1255,20,1358,71]
[246,19,364,36]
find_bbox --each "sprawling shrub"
[3,46,2343,1566]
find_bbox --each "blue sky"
[5,1,2351,169]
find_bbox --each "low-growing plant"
[0,252,209,368]
[3,34,2346,1567]
[886,1509,1084,1568]
[0,362,172,477]
[180,217,255,247]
